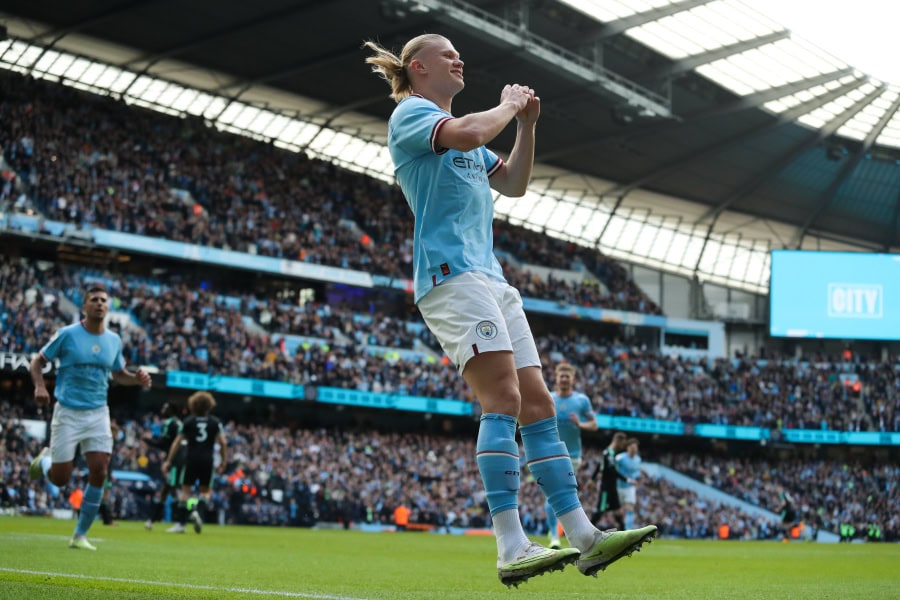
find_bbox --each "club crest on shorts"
[475,321,498,340]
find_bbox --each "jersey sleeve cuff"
[430,117,453,155]
[486,156,504,177]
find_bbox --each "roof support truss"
[795,92,900,247]
[614,79,875,195]
[639,30,790,82]
[695,81,883,224]
[887,187,900,251]
[580,0,716,42]
[537,67,855,162]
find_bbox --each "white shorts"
[50,403,113,463]
[618,486,636,506]
[417,271,540,374]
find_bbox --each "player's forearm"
[495,121,536,197]
[29,356,48,391]
[439,102,520,151]
[112,370,141,385]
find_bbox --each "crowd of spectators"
[0,260,79,356]
[3,254,899,432]
[494,226,662,314]
[5,69,894,432]
[537,336,900,433]
[660,453,899,542]
[4,400,894,541]
[0,70,660,315]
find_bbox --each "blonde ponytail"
[363,34,447,103]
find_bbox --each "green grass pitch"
[1,517,897,599]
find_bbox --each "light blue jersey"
[616,452,642,489]
[388,94,505,303]
[551,391,594,460]
[40,321,125,410]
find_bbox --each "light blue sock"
[74,484,103,536]
[545,498,559,539]
[520,417,580,518]
[40,456,51,477]
[625,509,635,530]
[475,414,520,516]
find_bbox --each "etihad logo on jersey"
[827,284,883,319]
[452,155,489,184]
[452,156,486,171]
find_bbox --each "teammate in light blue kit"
[547,363,596,549]
[30,285,151,550]
[616,438,642,531]
[364,34,655,586]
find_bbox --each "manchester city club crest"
[475,321,498,340]
[91,344,101,354]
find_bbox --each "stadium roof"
[1,0,898,295]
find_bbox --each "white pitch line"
[0,567,373,600]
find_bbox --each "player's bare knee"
[522,389,556,414]
[498,389,522,416]
[49,465,72,487]
[465,354,520,414]
[516,366,555,423]
[519,390,554,422]
[479,386,521,416]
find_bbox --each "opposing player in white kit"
[364,33,656,586]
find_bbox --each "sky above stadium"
[752,0,899,85]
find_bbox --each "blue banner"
[521,297,668,328]
[595,415,684,436]
[166,371,471,416]
[844,432,900,446]
[167,371,305,400]
[693,424,770,441]
[316,387,473,417]
[165,370,899,444]
[782,429,900,446]
[93,229,373,287]
[1,214,373,288]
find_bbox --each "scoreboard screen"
[769,250,900,340]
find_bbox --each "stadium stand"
[4,254,899,431]
[1,63,897,551]
[3,253,899,432]
[3,400,895,541]
[0,70,660,315]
